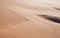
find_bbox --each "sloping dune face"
[0,0,60,38]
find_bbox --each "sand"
[0,0,60,38]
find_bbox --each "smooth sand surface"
[0,0,60,38]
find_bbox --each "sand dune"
[0,0,60,38]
